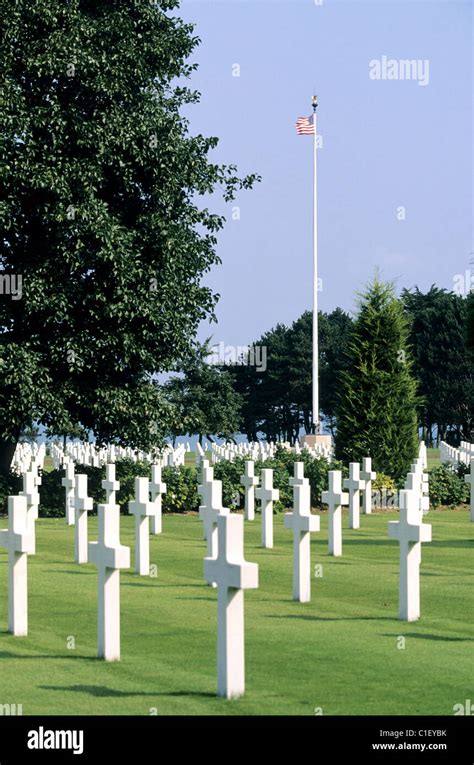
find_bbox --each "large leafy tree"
[0,0,258,469]
[335,279,419,480]
[402,286,473,444]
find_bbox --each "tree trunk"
[0,440,18,474]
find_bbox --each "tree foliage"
[335,279,419,480]
[402,286,473,444]
[163,343,243,442]
[228,310,353,442]
[0,0,258,467]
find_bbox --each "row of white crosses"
[198,457,260,697]
[465,458,474,522]
[317,459,376,556]
[72,463,167,659]
[405,458,430,516]
[439,440,474,521]
[210,438,333,466]
[21,460,159,661]
[52,439,187,471]
[88,467,130,661]
[201,455,402,699]
[70,464,167,572]
[198,461,228,562]
[10,443,46,477]
[440,439,474,468]
[0,457,168,657]
[0,451,46,636]
[285,463,320,602]
[239,457,376,555]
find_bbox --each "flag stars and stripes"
[295,114,315,135]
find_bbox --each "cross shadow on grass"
[46,569,94,575]
[0,650,97,661]
[266,614,396,622]
[122,582,206,589]
[430,541,473,549]
[341,540,394,546]
[381,633,473,642]
[39,684,215,699]
[176,596,216,602]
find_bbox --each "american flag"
[295,114,315,135]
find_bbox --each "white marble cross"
[102,463,120,506]
[322,470,348,557]
[128,477,153,576]
[31,458,42,489]
[255,469,279,549]
[0,496,35,635]
[360,457,377,515]
[343,462,364,529]
[62,461,76,526]
[199,476,229,575]
[289,461,306,491]
[464,458,474,522]
[150,463,167,535]
[74,474,93,564]
[88,503,130,661]
[285,463,320,602]
[204,513,258,698]
[240,460,259,521]
[388,489,432,621]
[20,471,39,554]
[198,463,216,542]
[405,471,430,517]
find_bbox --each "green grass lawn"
[0,508,472,716]
[427,448,440,471]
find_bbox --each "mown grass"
[0,508,471,716]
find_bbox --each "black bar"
[0,715,471,762]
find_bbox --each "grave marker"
[240,461,259,521]
[285,463,320,602]
[343,462,364,529]
[0,496,35,635]
[88,503,130,661]
[204,513,258,698]
[255,469,279,549]
[74,474,92,564]
[128,477,154,576]
[388,489,432,621]
[322,470,348,556]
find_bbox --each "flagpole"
[312,95,319,433]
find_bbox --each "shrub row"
[0,450,469,517]
[428,464,470,507]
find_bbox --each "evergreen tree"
[335,279,419,480]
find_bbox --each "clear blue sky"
[179,0,472,347]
